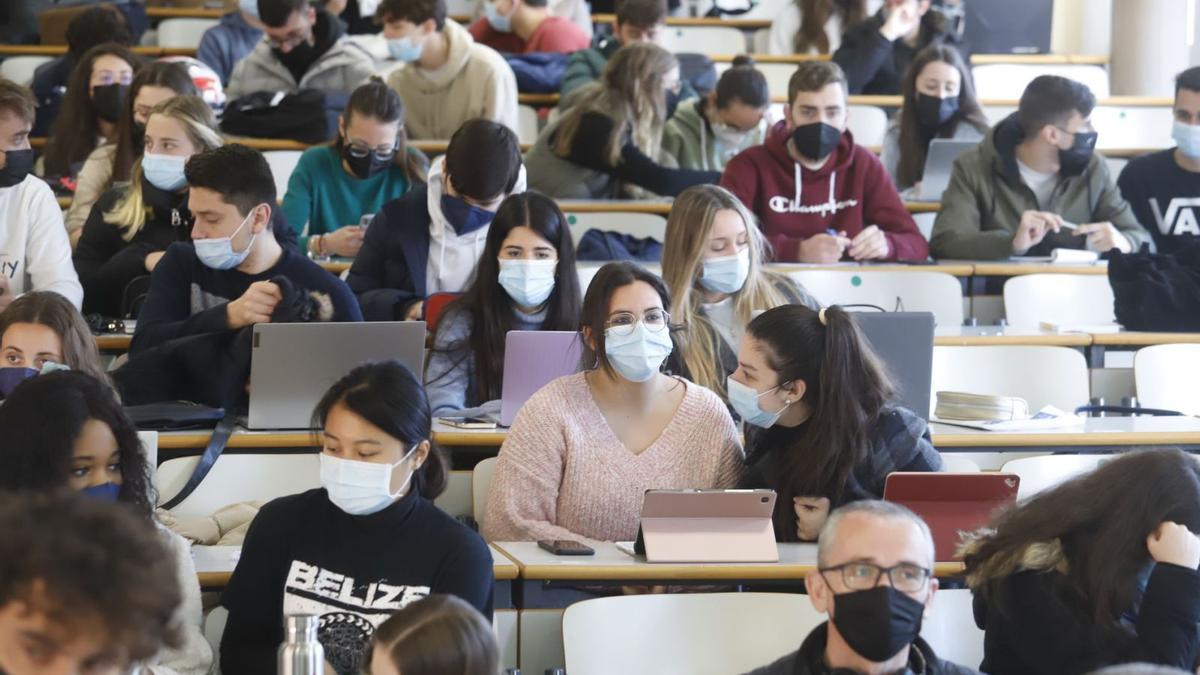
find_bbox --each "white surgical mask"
[498,258,557,307]
[387,36,423,62]
[699,248,750,294]
[142,153,189,192]
[604,321,674,382]
[320,449,416,516]
[194,210,256,271]
[727,376,790,428]
[1174,120,1200,160]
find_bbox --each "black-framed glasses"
[346,141,400,161]
[819,562,932,593]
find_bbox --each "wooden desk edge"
[516,561,965,580]
[159,432,319,449]
[1092,332,1200,346]
[490,544,522,580]
[933,334,1092,346]
[200,561,519,587]
[972,264,1110,276]
[933,431,1200,447]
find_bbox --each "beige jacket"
[386,20,518,140]
[67,143,116,234]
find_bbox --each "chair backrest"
[156,18,220,48]
[920,588,984,669]
[1134,344,1200,415]
[563,212,668,246]
[1000,454,1109,500]
[562,593,824,675]
[658,26,749,57]
[434,470,472,518]
[939,455,982,472]
[155,453,321,517]
[472,456,497,525]
[424,292,460,332]
[912,212,936,241]
[1003,274,1115,328]
[138,430,159,469]
[932,345,1090,412]
[0,56,53,87]
[1091,106,1174,150]
[971,63,1110,100]
[577,262,662,293]
[204,606,228,675]
[980,104,1018,125]
[846,105,889,147]
[517,104,540,146]
[263,150,303,202]
[1104,156,1128,179]
[787,270,964,326]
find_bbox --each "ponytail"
[416,444,448,500]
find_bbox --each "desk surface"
[971,262,1109,276]
[1092,331,1200,346]
[933,326,1092,346]
[930,416,1200,448]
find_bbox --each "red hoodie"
[720,121,929,263]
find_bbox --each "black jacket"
[345,184,432,321]
[832,10,962,96]
[742,622,980,675]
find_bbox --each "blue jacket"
[345,185,432,321]
[197,11,263,85]
[31,56,72,136]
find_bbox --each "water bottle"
[278,615,324,675]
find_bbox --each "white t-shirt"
[701,296,738,352]
[0,175,83,308]
[1017,159,1058,209]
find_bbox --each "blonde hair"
[105,95,223,241]
[662,185,790,398]
[553,42,677,166]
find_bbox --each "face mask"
[239,0,260,19]
[829,585,926,663]
[273,34,317,71]
[1173,120,1200,159]
[440,194,496,236]
[485,2,513,32]
[91,83,128,124]
[0,367,38,397]
[712,120,752,147]
[726,376,789,428]
[0,148,34,188]
[914,93,959,130]
[342,144,390,180]
[142,153,189,192]
[604,321,673,383]
[665,88,681,120]
[498,258,557,307]
[387,36,423,62]
[790,121,841,161]
[699,248,750,295]
[194,210,256,271]
[320,450,415,516]
[81,482,121,503]
[1058,129,1098,178]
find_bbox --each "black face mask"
[914,93,959,131]
[0,149,34,188]
[790,122,842,161]
[131,120,146,153]
[1058,129,1098,178]
[274,38,318,74]
[665,88,682,120]
[91,83,128,124]
[342,144,391,180]
[829,586,925,663]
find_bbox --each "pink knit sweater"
[482,372,745,543]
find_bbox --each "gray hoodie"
[225,16,375,99]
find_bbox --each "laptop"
[497,331,583,427]
[884,473,1020,560]
[914,139,977,202]
[852,312,935,420]
[246,322,426,430]
[632,489,779,563]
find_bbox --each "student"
[380,0,519,141]
[742,501,978,675]
[482,261,744,543]
[768,0,876,56]
[525,43,720,199]
[721,61,928,263]
[220,361,494,675]
[67,61,198,242]
[880,43,987,195]
[662,57,771,173]
[0,80,85,310]
[931,75,1152,260]
[559,0,681,100]
[0,291,111,387]
[1118,66,1200,255]
[832,0,962,96]
[42,43,139,182]
[131,144,361,354]
[662,185,816,403]
[426,191,580,418]
[469,0,590,54]
[963,449,1200,675]
[282,78,428,259]
[225,0,375,100]
[0,490,182,675]
[0,371,212,675]
[364,595,500,675]
[732,304,942,541]
[197,0,266,86]
[348,119,524,321]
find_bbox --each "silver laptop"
[498,331,583,427]
[915,139,978,203]
[247,322,427,430]
[852,312,935,420]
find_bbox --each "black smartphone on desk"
[537,539,594,556]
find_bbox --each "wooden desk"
[159,429,319,450]
[557,199,944,216]
[96,333,133,352]
[146,6,225,18]
[971,262,1109,277]
[773,262,975,277]
[931,416,1200,451]
[933,326,1091,347]
[318,258,352,274]
[1087,331,1200,364]
[0,45,196,57]
[433,420,509,447]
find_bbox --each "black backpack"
[1109,243,1200,331]
[220,89,348,143]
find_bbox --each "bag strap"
[160,411,239,511]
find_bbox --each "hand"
[794,496,831,541]
[880,0,921,40]
[144,250,166,272]
[322,225,366,258]
[1148,521,1200,569]
[227,281,282,329]
[848,225,890,261]
[798,233,850,263]
[1076,221,1132,253]
[404,300,424,322]
[1012,210,1062,253]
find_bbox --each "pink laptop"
[498,331,583,427]
[633,489,779,563]
[884,472,1020,561]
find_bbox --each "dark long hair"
[0,291,111,386]
[895,44,988,188]
[44,43,140,178]
[111,60,196,185]
[366,595,498,675]
[793,0,867,54]
[431,191,580,403]
[312,360,447,499]
[0,371,153,518]
[580,261,674,379]
[747,305,895,534]
[339,77,426,184]
[964,449,1200,625]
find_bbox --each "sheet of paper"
[192,545,241,573]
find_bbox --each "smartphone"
[440,416,498,429]
[359,213,375,229]
[537,540,595,556]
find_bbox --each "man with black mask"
[932,75,1152,260]
[742,500,979,675]
[225,0,376,100]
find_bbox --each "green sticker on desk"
[851,275,862,287]
[567,214,577,225]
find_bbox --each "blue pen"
[825,228,838,236]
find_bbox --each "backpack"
[1108,243,1200,331]
[575,230,663,262]
[220,89,348,143]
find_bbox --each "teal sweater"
[281,145,425,252]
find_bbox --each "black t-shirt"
[1117,148,1200,255]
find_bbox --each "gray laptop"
[498,331,583,427]
[247,322,427,430]
[852,312,935,420]
[915,139,977,203]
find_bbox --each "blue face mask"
[440,194,496,236]
[485,1,513,32]
[498,258,557,307]
[194,209,256,271]
[699,248,750,295]
[81,482,121,503]
[387,36,423,62]
[141,153,189,192]
[1174,120,1200,160]
[604,321,674,383]
[0,367,38,397]
[727,376,791,428]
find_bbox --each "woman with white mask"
[220,360,493,675]
[425,191,581,419]
[483,261,744,544]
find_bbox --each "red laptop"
[883,473,1020,561]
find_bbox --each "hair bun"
[731,54,756,68]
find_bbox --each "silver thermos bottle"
[278,615,324,675]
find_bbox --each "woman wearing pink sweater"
[482,262,745,544]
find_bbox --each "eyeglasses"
[819,562,932,594]
[605,309,671,336]
[346,141,400,161]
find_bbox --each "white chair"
[263,150,303,202]
[847,105,889,147]
[155,453,320,517]
[1134,344,1200,415]
[472,456,497,525]
[204,606,228,675]
[920,589,984,669]
[0,56,53,87]
[658,26,749,57]
[1104,156,1128,179]
[787,270,964,327]
[939,455,982,472]
[563,211,668,246]
[1000,454,1108,500]
[138,430,159,470]
[758,63,798,102]
[517,104,540,146]
[1091,106,1175,151]
[156,18,220,49]
[433,470,472,518]
[562,593,823,675]
[912,212,936,241]
[1003,274,1115,328]
[577,262,662,293]
[980,104,1017,125]
[751,28,772,54]
[932,345,1090,412]
[971,64,1110,100]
